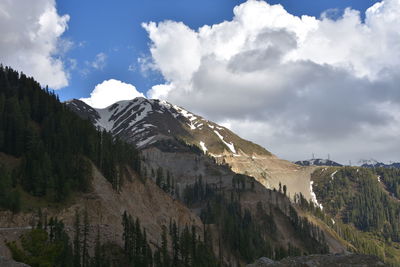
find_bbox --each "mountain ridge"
[66,98,272,156]
[66,98,317,201]
[359,159,400,169]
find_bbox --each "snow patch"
[130,127,146,134]
[126,102,152,127]
[213,130,236,154]
[160,100,172,109]
[142,123,156,128]
[95,99,153,132]
[199,141,207,154]
[173,105,197,121]
[310,181,323,210]
[330,170,338,180]
[95,107,114,132]
[188,123,196,130]
[136,136,156,148]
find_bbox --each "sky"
[1,0,399,164]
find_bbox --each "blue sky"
[56,0,380,101]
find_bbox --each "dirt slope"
[209,152,317,202]
[0,164,203,259]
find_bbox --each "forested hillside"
[0,65,140,209]
[311,167,400,265]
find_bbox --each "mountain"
[67,97,400,265]
[66,98,271,155]
[1,67,352,266]
[66,98,315,201]
[359,159,400,169]
[295,159,342,167]
[1,66,397,266]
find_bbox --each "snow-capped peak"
[66,97,272,156]
[358,159,379,166]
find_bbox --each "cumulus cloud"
[0,0,70,89]
[80,79,145,108]
[142,0,400,163]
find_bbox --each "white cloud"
[91,52,107,70]
[142,0,400,163]
[0,0,70,89]
[147,83,173,100]
[80,52,108,77]
[142,21,201,84]
[81,79,145,108]
[128,64,136,72]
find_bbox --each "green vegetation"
[7,218,73,267]
[0,163,20,212]
[312,167,400,240]
[0,66,140,209]
[155,167,176,195]
[183,178,329,264]
[311,167,400,266]
[153,138,203,154]
[121,191,219,267]
[7,209,125,267]
[375,167,400,198]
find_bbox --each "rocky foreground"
[0,256,30,267]
[247,254,385,267]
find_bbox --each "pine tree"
[93,226,102,267]
[82,208,90,267]
[161,225,170,266]
[73,209,81,267]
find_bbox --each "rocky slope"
[66,98,316,202]
[0,256,29,267]
[0,163,203,258]
[0,152,348,265]
[64,97,370,263]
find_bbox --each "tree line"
[0,66,141,209]
[7,209,219,267]
[183,176,329,264]
[312,167,400,242]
